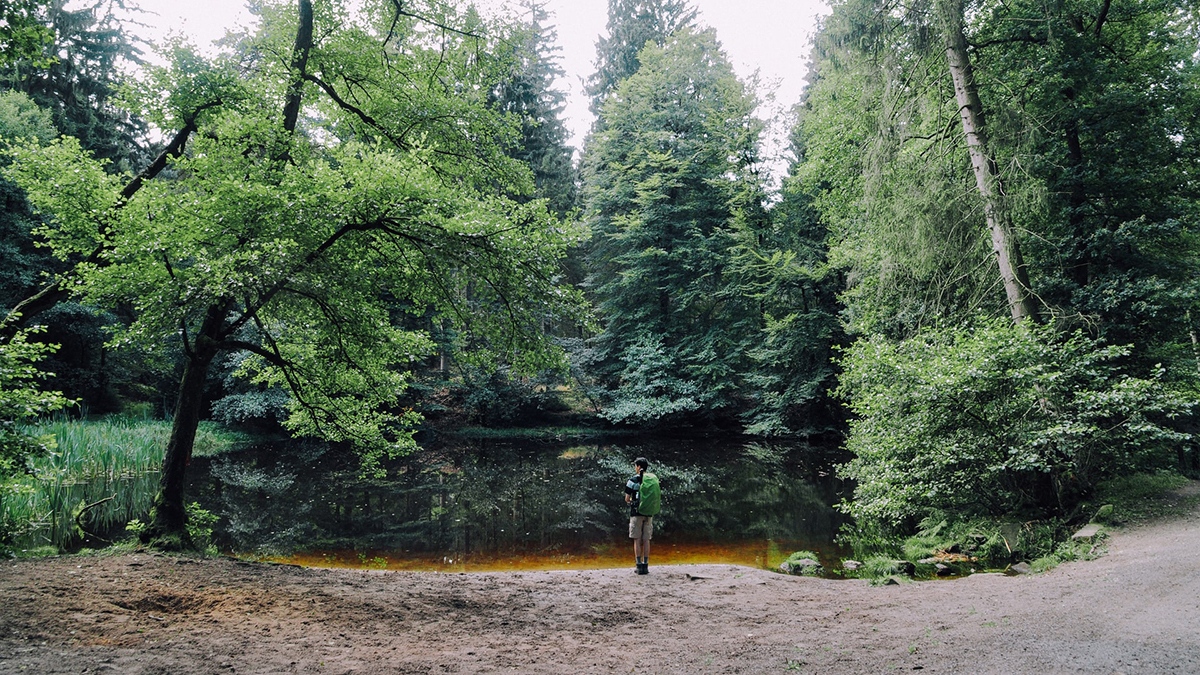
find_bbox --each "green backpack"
[637,473,661,516]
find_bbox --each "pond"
[187,437,851,573]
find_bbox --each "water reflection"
[189,438,849,572]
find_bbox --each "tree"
[967,0,1200,358]
[794,0,1007,338]
[4,0,587,547]
[936,0,1037,323]
[837,319,1192,528]
[800,0,1200,538]
[580,28,768,425]
[0,90,56,310]
[584,0,696,116]
[0,0,53,68]
[735,120,845,437]
[492,1,577,218]
[1,1,153,411]
[3,0,149,169]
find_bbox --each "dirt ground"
[2,487,1199,674]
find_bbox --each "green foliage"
[492,2,578,218]
[3,0,590,512]
[2,1,149,168]
[1029,533,1106,574]
[1091,472,1196,524]
[855,556,912,585]
[737,178,844,435]
[185,501,219,555]
[796,0,1200,358]
[598,334,701,424]
[837,318,1194,533]
[585,0,697,115]
[0,0,54,68]
[1,416,179,551]
[0,324,71,478]
[449,366,571,427]
[581,28,769,425]
[0,90,55,146]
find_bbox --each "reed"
[1,417,245,552]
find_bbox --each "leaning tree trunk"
[937,0,1039,324]
[141,309,224,548]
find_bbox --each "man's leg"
[631,517,644,572]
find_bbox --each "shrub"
[836,319,1193,536]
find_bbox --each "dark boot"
[636,562,648,575]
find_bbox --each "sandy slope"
[2,486,1198,674]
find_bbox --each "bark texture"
[938,0,1039,323]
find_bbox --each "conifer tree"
[581,28,767,425]
[492,1,577,218]
[584,0,696,117]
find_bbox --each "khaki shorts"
[629,515,653,540]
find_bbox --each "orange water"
[265,538,816,574]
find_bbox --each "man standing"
[625,457,658,575]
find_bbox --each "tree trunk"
[141,347,217,548]
[142,304,227,548]
[937,0,1039,323]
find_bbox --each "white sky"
[129,0,830,173]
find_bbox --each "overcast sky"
[129,0,830,171]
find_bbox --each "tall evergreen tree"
[0,0,150,410]
[735,118,846,437]
[492,1,577,218]
[581,28,768,426]
[584,0,696,117]
[3,0,148,169]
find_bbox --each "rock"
[1092,504,1114,523]
[934,563,951,576]
[1071,524,1102,541]
[894,560,915,576]
[1009,562,1033,575]
[842,559,863,571]
[779,558,824,577]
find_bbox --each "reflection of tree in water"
[192,438,847,558]
[599,442,845,544]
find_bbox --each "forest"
[1,0,1199,566]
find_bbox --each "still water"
[188,438,850,573]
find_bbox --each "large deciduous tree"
[3,0,587,547]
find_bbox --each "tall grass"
[1,417,244,552]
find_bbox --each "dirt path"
[2,487,1199,674]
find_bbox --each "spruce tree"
[492,1,577,218]
[581,28,767,426]
[585,0,696,117]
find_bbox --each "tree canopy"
[3,0,587,545]
[581,27,769,425]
